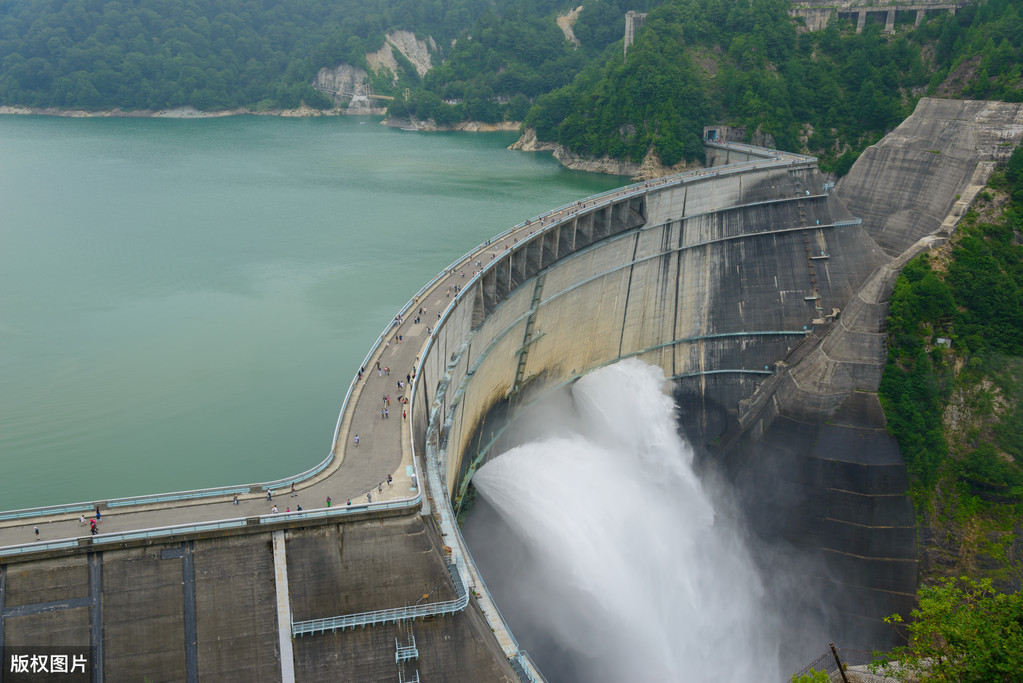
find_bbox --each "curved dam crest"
[2,98,1022,681]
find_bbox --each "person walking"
[271,505,278,514]
[233,494,239,505]
[326,496,332,507]
[354,434,359,447]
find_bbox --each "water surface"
[0,114,625,510]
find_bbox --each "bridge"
[789,0,971,33]
[2,98,1022,680]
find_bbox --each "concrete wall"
[0,511,517,681]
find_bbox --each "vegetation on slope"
[879,144,1023,589]
[515,0,1023,171]
[871,576,1023,682]
[2,0,1022,173]
[0,0,502,110]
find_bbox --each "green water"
[0,114,626,511]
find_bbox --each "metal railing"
[291,587,469,636]
[0,497,422,558]
[793,647,897,683]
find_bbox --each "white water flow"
[470,359,781,681]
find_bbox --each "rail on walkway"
[0,498,419,557]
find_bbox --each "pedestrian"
[285,507,290,513]
[346,499,351,506]
[367,492,372,503]
[95,506,101,522]
[34,526,39,538]
[272,505,278,514]
[267,489,273,501]
[296,505,302,511]
[79,515,86,526]
[403,409,407,421]
[354,434,359,447]
[326,496,332,507]
[233,494,239,505]
[385,367,389,376]
[382,407,386,419]
[378,483,383,493]
[90,521,98,536]
[376,361,380,371]
[406,373,411,384]
[384,408,389,419]
[290,483,296,497]
[387,474,393,486]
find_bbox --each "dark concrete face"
[714,391,917,652]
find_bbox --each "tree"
[871,577,1023,682]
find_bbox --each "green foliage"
[880,143,1023,510]
[872,577,1023,682]
[791,669,830,683]
[3,0,1022,143]
[880,257,954,489]
[0,0,500,110]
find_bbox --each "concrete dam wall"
[414,98,1023,654]
[411,147,908,651]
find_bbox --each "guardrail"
[0,496,422,558]
[292,590,470,636]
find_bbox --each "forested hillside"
[880,145,1023,588]
[0,0,507,110]
[3,0,1022,172]
[509,0,1023,171]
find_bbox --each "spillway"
[413,98,1023,672]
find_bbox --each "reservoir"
[0,114,625,511]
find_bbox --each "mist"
[463,359,787,681]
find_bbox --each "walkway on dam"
[0,141,809,555]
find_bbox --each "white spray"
[468,359,781,681]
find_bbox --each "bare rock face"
[366,31,434,84]
[510,129,693,179]
[552,145,643,176]
[386,30,433,78]
[313,31,434,113]
[557,6,582,47]
[633,147,697,180]
[313,64,372,108]
[508,128,558,152]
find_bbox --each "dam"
[2,98,1022,681]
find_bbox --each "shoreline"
[0,105,649,178]
[0,104,346,118]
